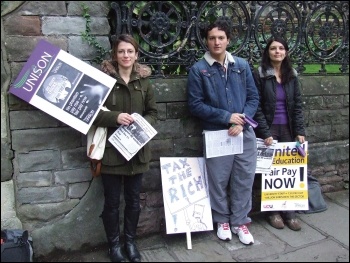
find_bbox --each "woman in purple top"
[253,37,306,231]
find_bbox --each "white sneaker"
[232,225,254,245]
[217,223,232,241]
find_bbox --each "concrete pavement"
[41,190,349,262]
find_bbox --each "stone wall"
[1,1,348,258]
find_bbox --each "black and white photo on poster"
[37,59,82,108]
[63,74,110,124]
[9,39,115,134]
[36,59,110,124]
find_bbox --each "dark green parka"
[93,60,158,175]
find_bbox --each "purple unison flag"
[8,39,116,134]
[10,39,60,103]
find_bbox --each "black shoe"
[125,241,141,262]
[109,245,126,262]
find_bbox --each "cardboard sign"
[261,141,309,211]
[160,157,213,234]
[9,39,116,134]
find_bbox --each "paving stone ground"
[38,190,349,262]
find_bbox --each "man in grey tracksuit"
[187,18,259,245]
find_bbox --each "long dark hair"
[261,37,295,84]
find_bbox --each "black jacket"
[252,67,305,140]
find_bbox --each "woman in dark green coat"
[93,34,157,262]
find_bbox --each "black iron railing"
[109,1,349,78]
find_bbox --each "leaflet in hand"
[203,130,243,158]
[108,113,157,161]
[255,138,277,174]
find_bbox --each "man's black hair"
[205,17,231,39]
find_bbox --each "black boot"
[124,209,141,262]
[102,211,126,262]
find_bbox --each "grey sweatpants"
[205,127,257,227]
